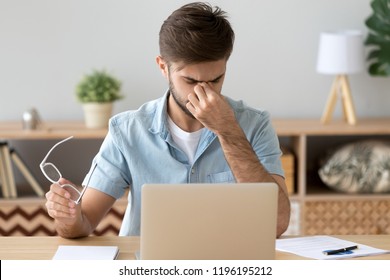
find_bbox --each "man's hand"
[186,82,236,135]
[45,178,80,226]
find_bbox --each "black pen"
[323,245,358,255]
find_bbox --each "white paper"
[53,245,119,260]
[276,235,390,260]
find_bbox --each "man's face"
[160,58,227,118]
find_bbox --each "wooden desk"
[0,121,107,140]
[0,235,389,260]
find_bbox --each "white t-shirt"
[167,117,204,165]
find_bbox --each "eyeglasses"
[40,136,96,204]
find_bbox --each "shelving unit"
[273,118,390,235]
[1,119,390,236]
[0,121,110,236]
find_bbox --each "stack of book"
[0,142,44,198]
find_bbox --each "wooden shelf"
[0,121,107,140]
[272,118,390,235]
[273,118,390,136]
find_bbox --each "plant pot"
[82,102,113,129]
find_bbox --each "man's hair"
[159,2,235,65]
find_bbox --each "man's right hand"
[45,178,81,226]
[44,177,116,238]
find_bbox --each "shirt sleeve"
[250,111,284,177]
[82,125,131,199]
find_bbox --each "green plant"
[365,0,390,76]
[76,70,123,103]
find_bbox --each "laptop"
[139,183,278,260]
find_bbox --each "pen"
[323,245,358,255]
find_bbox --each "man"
[45,2,290,238]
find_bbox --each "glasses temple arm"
[40,136,74,166]
[76,163,97,204]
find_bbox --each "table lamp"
[316,30,364,125]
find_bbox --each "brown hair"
[159,2,235,65]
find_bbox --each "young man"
[45,2,290,238]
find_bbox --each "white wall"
[1,0,389,121]
[1,0,390,193]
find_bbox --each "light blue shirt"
[84,91,283,236]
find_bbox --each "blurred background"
[1,0,389,193]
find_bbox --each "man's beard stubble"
[168,79,196,119]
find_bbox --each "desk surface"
[0,235,389,260]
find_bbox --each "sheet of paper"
[53,245,119,260]
[276,235,390,260]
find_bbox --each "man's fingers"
[46,200,76,217]
[45,183,77,220]
[187,92,200,108]
[49,183,71,200]
[193,83,208,100]
[186,101,197,116]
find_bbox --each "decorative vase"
[82,102,113,129]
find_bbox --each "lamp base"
[321,74,357,125]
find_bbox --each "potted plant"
[76,69,123,128]
[365,0,390,76]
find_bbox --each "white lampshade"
[316,30,364,75]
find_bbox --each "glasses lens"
[62,184,82,202]
[42,163,61,182]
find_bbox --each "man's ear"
[156,56,168,79]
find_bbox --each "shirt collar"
[149,89,218,146]
[149,89,170,139]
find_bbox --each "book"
[0,142,12,198]
[1,143,17,198]
[53,245,119,260]
[0,151,10,198]
[10,148,45,197]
